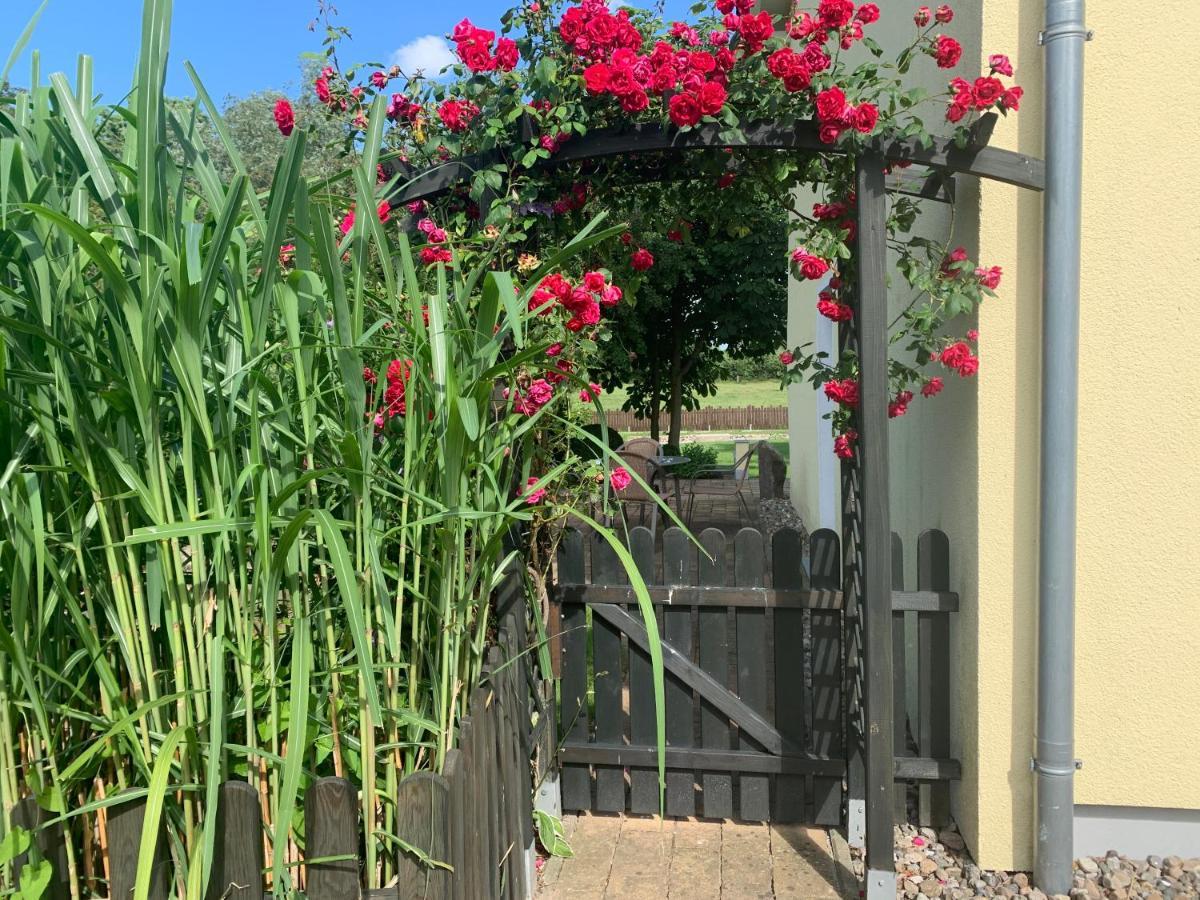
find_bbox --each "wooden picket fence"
[595,405,788,433]
[5,576,541,900]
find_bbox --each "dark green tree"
[595,180,789,446]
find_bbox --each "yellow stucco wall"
[962,0,1200,870]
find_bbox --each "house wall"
[787,0,1200,872]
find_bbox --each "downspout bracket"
[1038,24,1094,45]
[1030,757,1083,775]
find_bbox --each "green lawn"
[589,379,786,412]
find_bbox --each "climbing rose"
[818,0,855,28]
[852,103,879,134]
[976,265,1003,289]
[438,99,480,133]
[792,250,830,281]
[815,86,848,123]
[818,299,854,322]
[273,99,295,136]
[914,6,932,26]
[495,38,520,71]
[521,477,547,505]
[967,329,979,342]
[935,4,954,22]
[631,248,655,271]
[583,63,611,94]
[833,429,858,459]
[579,382,602,402]
[737,12,775,54]
[1001,86,1023,111]
[419,246,453,266]
[339,209,355,235]
[889,390,915,419]
[940,341,978,377]
[824,378,860,408]
[698,81,728,116]
[314,75,332,105]
[668,92,703,127]
[973,77,1005,108]
[610,466,632,492]
[921,377,945,397]
[779,351,795,366]
[988,53,1014,76]
[934,35,962,68]
[856,3,880,24]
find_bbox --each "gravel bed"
[880,822,1200,900]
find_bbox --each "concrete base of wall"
[1075,805,1200,859]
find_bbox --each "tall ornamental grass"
[0,0,663,894]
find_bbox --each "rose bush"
[300,0,1020,455]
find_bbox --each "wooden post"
[855,149,896,900]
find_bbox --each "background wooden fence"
[595,405,788,433]
[6,576,539,900]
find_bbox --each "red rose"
[818,0,855,29]
[852,102,879,134]
[988,53,1013,76]
[631,248,655,271]
[737,12,775,53]
[559,8,584,43]
[698,81,727,116]
[972,76,1005,108]
[458,42,495,74]
[823,378,860,407]
[815,86,848,122]
[668,92,702,127]
[817,299,854,322]
[583,63,612,94]
[935,4,954,22]
[976,265,1002,289]
[945,99,968,123]
[939,341,972,370]
[856,3,880,24]
[690,51,717,74]
[621,231,634,246]
[934,35,962,68]
[619,89,650,113]
[652,64,679,92]
[607,65,638,97]
[833,429,858,459]
[779,351,794,366]
[914,6,932,26]
[889,390,914,418]
[921,377,944,398]
[792,250,830,281]
[314,76,332,105]
[818,122,843,144]
[273,99,295,136]
[495,38,520,71]
[1001,86,1023,111]
[717,172,736,189]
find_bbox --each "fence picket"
[627,525,660,813]
[455,720,480,900]
[396,772,450,900]
[662,527,697,816]
[809,528,844,825]
[106,792,170,900]
[305,777,360,900]
[591,534,626,813]
[558,530,591,812]
[772,527,808,821]
[917,529,952,827]
[697,528,733,819]
[733,527,770,821]
[206,781,263,900]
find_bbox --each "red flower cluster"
[452,18,520,73]
[921,376,944,397]
[932,34,962,68]
[888,389,914,419]
[529,270,622,332]
[560,0,643,61]
[824,378,860,408]
[946,66,1022,123]
[508,378,555,416]
[438,99,481,133]
[817,279,854,321]
[274,99,295,136]
[939,341,979,377]
[582,39,733,124]
[833,429,858,459]
[579,382,602,402]
[520,476,547,505]
[375,359,413,429]
[815,86,879,143]
[388,93,422,123]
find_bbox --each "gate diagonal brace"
[590,603,808,757]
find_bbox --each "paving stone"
[770,825,841,899]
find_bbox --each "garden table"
[649,455,689,515]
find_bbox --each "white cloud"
[390,35,456,77]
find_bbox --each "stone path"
[537,814,852,900]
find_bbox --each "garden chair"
[685,440,763,526]
[615,448,672,535]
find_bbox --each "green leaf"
[534,810,574,859]
[0,827,30,866]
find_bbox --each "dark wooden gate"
[550,524,847,823]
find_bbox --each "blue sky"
[3,1,697,107]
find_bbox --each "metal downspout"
[1035,0,1088,892]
